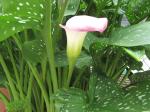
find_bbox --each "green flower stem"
[6,41,24,99]
[28,63,50,111]
[66,58,76,88]
[0,53,18,100]
[42,0,58,92]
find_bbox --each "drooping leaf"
[110,22,150,47]
[126,0,150,24]
[22,39,46,64]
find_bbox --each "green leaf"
[54,88,87,112]
[0,15,41,41]
[83,33,99,52]
[0,0,44,41]
[144,45,150,60]
[75,52,92,69]
[55,51,68,67]
[88,74,150,112]
[2,0,44,19]
[64,0,80,16]
[55,51,92,68]
[7,99,30,112]
[110,22,150,47]
[126,0,150,24]
[22,39,46,64]
[129,70,150,84]
[123,48,145,62]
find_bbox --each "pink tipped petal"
[63,15,108,32]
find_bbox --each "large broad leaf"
[0,0,44,41]
[54,74,150,112]
[2,0,44,19]
[126,0,150,24]
[64,0,80,16]
[0,15,41,41]
[110,22,150,47]
[22,39,46,64]
[88,74,150,112]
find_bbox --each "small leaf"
[22,39,46,64]
[64,0,80,16]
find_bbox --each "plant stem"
[73,67,86,86]
[6,41,24,98]
[28,63,50,111]
[43,0,58,92]
[0,54,18,100]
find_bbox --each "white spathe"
[60,15,108,59]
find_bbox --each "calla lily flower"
[60,15,108,59]
[60,15,108,87]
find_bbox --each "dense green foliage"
[0,0,150,112]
